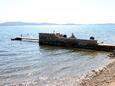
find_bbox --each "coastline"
[79,59,115,86]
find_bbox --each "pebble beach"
[79,58,115,86]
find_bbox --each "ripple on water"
[0,50,8,53]
[4,75,80,86]
[0,25,114,86]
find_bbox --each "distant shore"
[79,58,115,86]
[0,22,115,26]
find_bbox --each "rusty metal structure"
[39,33,115,52]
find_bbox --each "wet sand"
[109,82,115,86]
[79,59,115,86]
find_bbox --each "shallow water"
[0,25,115,86]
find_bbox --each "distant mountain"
[62,23,78,25]
[0,22,58,26]
[0,22,115,26]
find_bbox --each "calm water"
[0,25,115,86]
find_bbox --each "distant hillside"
[0,22,115,26]
[0,22,58,26]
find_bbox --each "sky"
[0,0,115,24]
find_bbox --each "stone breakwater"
[79,59,115,86]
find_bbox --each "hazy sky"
[0,0,115,24]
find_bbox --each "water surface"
[0,25,115,86]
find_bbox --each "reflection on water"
[0,25,114,86]
[0,44,111,86]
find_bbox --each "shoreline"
[79,59,115,86]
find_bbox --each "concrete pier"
[11,37,38,41]
[39,33,115,52]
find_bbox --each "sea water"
[0,24,115,86]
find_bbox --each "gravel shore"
[79,59,115,86]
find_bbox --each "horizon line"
[0,21,115,25]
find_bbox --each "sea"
[0,24,115,86]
